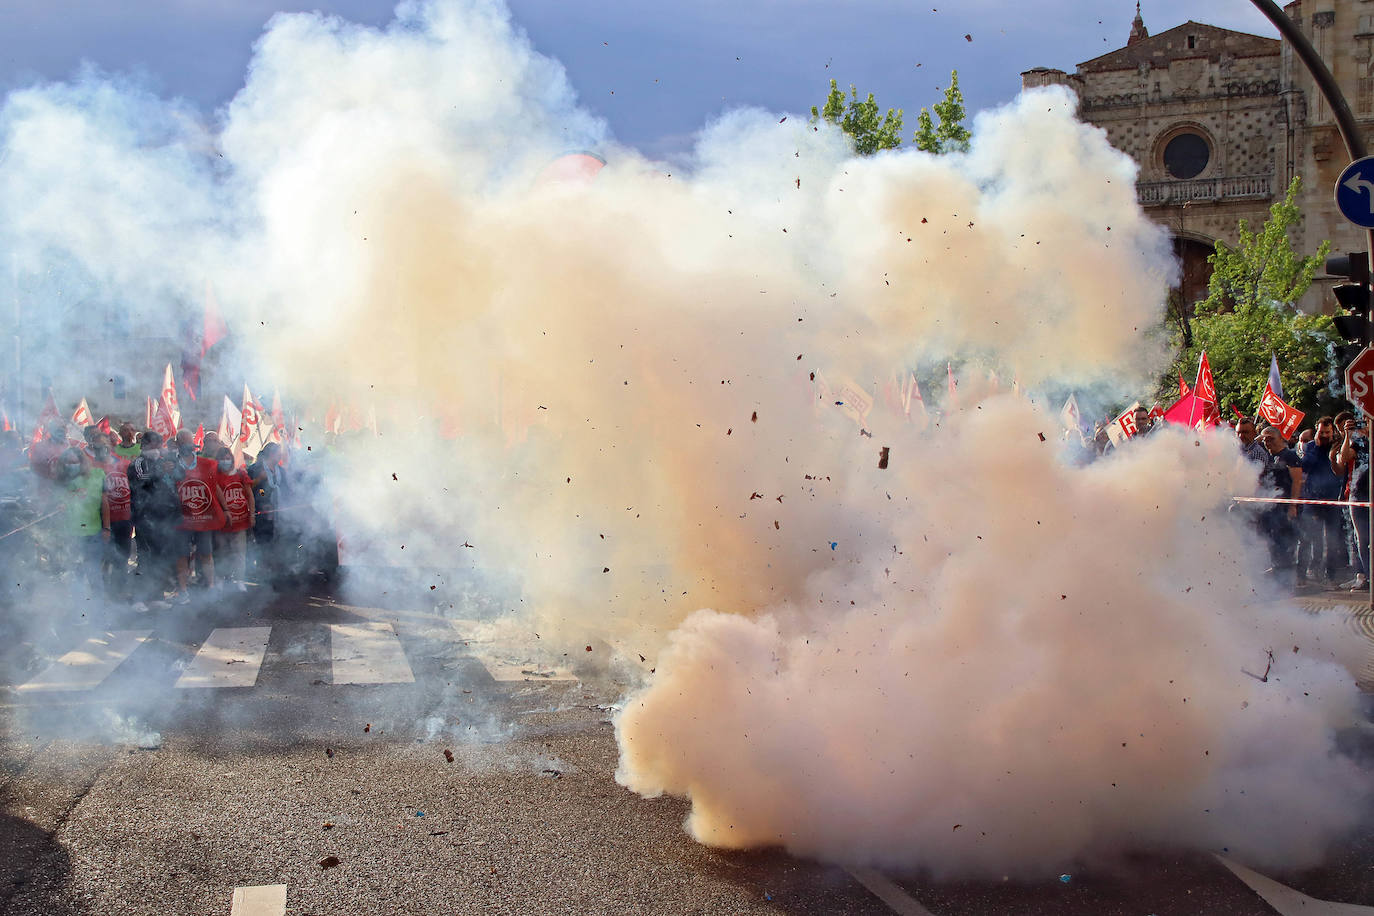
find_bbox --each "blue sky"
[0,1,1277,158]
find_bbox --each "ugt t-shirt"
[217,469,254,533]
[176,457,226,531]
[96,455,133,523]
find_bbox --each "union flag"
[1193,352,1217,408]
[150,399,177,441]
[71,398,94,427]
[161,364,180,430]
[1258,382,1305,439]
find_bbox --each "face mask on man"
[60,461,82,480]
[179,450,198,469]
[143,447,161,461]
[218,459,235,473]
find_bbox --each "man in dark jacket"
[128,432,180,610]
[1296,417,1345,585]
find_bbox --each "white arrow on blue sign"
[1336,156,1374,229]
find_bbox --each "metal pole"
[1247,0,1374,607]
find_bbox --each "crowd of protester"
[1075,407,1373,593]
[0,420,308,611]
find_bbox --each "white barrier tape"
[1231,496,1372,507]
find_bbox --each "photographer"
[1332,411,1370,591]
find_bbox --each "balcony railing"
[1136,175,1273,205]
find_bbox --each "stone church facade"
[1023,1,1374,312]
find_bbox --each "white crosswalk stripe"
[7,618,577,697]
[229,884,287,916]
[176,627,272,689]
[1215,855,1374,915]
[16,630,153,693]
[330,621,415,685]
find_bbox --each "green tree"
[811,79,904,156]
[1166,177,1336,418]
[914,71,972,154]
[913,109,939,153]
[1200,176,1329,313]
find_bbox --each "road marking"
[230,884,286,916]
[176,627,272,689]
[16,631,153,692]
[330,621,415,685]
[446,620,577,682]
[1215,855,1374,915]
[845,867,937,916]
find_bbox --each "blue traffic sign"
[1336,156,1374,229]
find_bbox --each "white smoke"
[0,0,1365,879]
[614,404,1365,876]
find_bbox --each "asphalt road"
[1,579,1371,916]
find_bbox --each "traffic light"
[1329,251,1371,348]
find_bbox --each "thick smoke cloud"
[0,0,1365,878]
[615,404,1366,875]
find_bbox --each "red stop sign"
[1346,345,1374,415]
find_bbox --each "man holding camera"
[1332,411,1370,591]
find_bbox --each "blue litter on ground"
[415,811,425,817]
[1059,874,1071,884]
[830,542,837,550]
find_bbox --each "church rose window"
[1163,132,1210,179]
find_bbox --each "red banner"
[1258,382,1305,439]
[1194,352,1217,407]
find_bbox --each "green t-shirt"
[113,443,141,459]
[57,468,106,538]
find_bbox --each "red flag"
[1193,352,1217,406]
[324,401,340,436]
[97,416,112,436]
[71,398,94,428]
[1229,403,1247,421]
[1184,351,1219,428]
[202,281,227,356]
[30,390,60,445]
[1163,393,1220,429]
[181,281,230,402]
[342,402,363,433]
[1148,402,1164,420]
[882,371,904,414]
[1259,382,1305,439]
[193,423,205,450]
[1178,373,1192,398]
[1,406,10,433]
[269,390,285,444]
[145,396,153,430]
